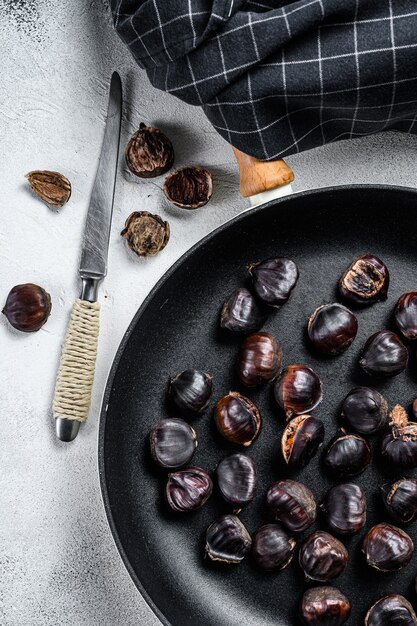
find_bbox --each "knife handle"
[53,299,100,433]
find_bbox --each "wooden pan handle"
[232,147,294,198]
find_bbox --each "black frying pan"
[99,185,417,626]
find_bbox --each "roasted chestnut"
[381,405,417,469]
[339,254,389,305]
[395,291,417,340]
[359,330,408,377]
[166,467,212,512]
[3,283,51,332]
[215,392,261,446]
[365,595,417,626]
[300,587,351,625]
[307,303,358,355]
[321,483,366,535]
[381,478,417,524]
[220,287,266,333]
[150,418,197,469]
[248,257,299,307]
[266,479,316,533]
[251,524,296,571]
[237,332,282,388]
[281,415,324,469]
[341,387,388,435]
[324,434,371,479]
[362,523,414,572]
[299,531,349,582]
[216,453,256,508]
[168,369,213,417]
[274,365,323,419]
[205,514,252,564]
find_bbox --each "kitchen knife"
[53,71,122,442]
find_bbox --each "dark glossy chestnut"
[381,405,417,469]
[251,523,296,571]
[359,330,408,377]
[248,257,299,307]
[237,332,282,388]
[365,595,417,626]
[216,453,256,508]
[412,399,417,420]
[321,483,366,535]
[341,387,388,435]
[166,467,212,512]
[220,287,267,333]
[381,478,417,524]
[205,515,252,564]
[168,369,213,416]
[215,392,261,446]
[339,254,389,306]
[266,479,316,533]
[300,586,351,625]
[324,434,371,479]
[307,303,358,355]
[150,418,197,469]
[274,365,323,419]
[281,414,325,469]
[299,531,349,582]
[362,523,414,572]
[395,291,417,341]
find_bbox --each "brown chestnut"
[237,332,282,388]
[359,330,408,377]
[365,595,417,626]
[251,523,296,571]
[381,405,417,469]
[150,418,197,469]
[324,433,371,479]
[307,303,358,355]
[248,257,299,307]
[300,587,351,625]
[3,283,51,332]
[166,467,212,512]
[339,254,389,306]
[216,453,257,508]
[299,531,349,582]
[395,291,417,340]
[321,483,366,535]
[266,479,316,533]
[281,414,325,469]
[381,478,417,524]
[220,287,267,333]
[163,166,212,209]
[125,123,174,178]
[274,365,323,419]
[341,387,388,435]
[362,523,414,572]
[168,369,213,417]
[205,515,251,564]
[215,392,261,446]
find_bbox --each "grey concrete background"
[1,1,417,625]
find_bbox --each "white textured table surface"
[2,2,417,625]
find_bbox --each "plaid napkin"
[110,0,417,160]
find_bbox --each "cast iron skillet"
[99,185,417,626]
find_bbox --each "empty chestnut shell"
[381,478,417,524]
[281,415,325,469]
[3,283,51,332]
[215,392,261,446]
[339,254,389,306]
[381,405,417,469]
[166,467,212,512]
[365,595,417,626]
[359,330,408,377]
[274,365,323,419]
[248,257,299,307]
[395,292,417,340]
[125,123,174,178]
[205,515,252,564]
[220,287,266,333]
[341,387,388,435]
[299,531,349,582]
[168,369,213,417]
[163,166,213,209]
[216,453,256,509]
[300,587,351,625]
[324,434,371,479]
[321,483,366,535]
[150,418,197,469]
[237,332,282,388]
[266,479,317,533]
[251,524,296,571]
[362,523,414,572]
[308,303,358,355]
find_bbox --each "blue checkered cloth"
[110,0,417,160]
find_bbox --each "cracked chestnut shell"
[299,531,349,582]
[359,330,408,377]
[339,254,389,305]
[150,418,197,469]
[215,392,261,446]
[2,283,51,332]
[324,434,371,479]
[205,515,251,564]
[365,595,417,626]
[166,467,212,512]
[308,303,358,355]
[163,166,212,209]
[237,332,282,388]
[248,257,299,307]
[121,211,170,257]
[274,365,323,419]
[300,587,351,625]
[216,453,256,508]
[381,478,417,524]
[266,479,317,533]
[168,369,213,417]
[341,387,388,435]
[362,523,414,572]
[395,291,417,340]
[281,415,325,469]
[251,524,296,571]
[381,405,417,469]
[220,287,267,333]
[125,123,174,178]
[321,483,366,535]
